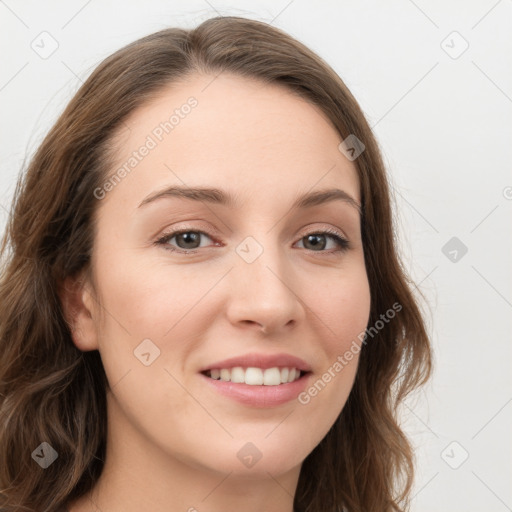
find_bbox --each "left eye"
[155,229,349,253]
[296,231,349,252]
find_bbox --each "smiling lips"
[205,366,303,386]
[201,352,311,381]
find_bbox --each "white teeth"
[206,366,303,386]
[230,366,245,383]
[263,367,281,385]
[245,367,264,385]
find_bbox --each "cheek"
[92,254,220,388]
[298,265,370,415]
[310,264,371,353]
[94,249,202,337]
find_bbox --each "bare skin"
[62,72,371,512]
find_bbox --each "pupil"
[178,232,199,249]
[305,234,325,251]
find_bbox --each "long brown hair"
[0,16,432,512]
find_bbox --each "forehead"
[103,72,360,211]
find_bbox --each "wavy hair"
[0,15,432,512]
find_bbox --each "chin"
[183,435,312,479]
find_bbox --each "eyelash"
[154,227,350,255]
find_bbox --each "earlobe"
[58,274,99,352]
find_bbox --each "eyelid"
[155,224,350,253]
[156,228,218,252]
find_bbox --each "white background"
[1,1,511,511]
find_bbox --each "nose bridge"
[236,231,288,287]
[228,232,303,331]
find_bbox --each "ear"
[58,272,99,351]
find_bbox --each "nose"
[225,240,305,335]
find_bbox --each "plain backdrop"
[1,1,511,511]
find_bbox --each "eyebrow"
[138,186,361,215]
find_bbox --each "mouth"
[201,366,308,386]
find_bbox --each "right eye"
[155,229,218,253]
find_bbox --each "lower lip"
[200,372,311,407]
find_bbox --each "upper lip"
[200,352,312,372]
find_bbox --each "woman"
[0,15,432,512]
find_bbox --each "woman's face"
[74,72,371,479]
